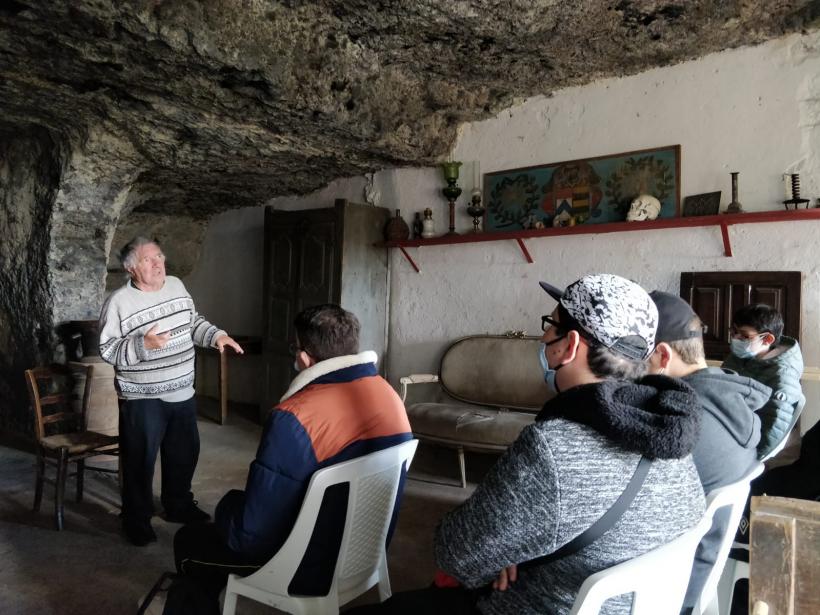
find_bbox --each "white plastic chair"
[222,439,418,615]
[693,463,765,615]
[568,514,713,615]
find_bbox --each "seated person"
[647,291,765,614]
[722,303,805,458]
[351,274,706,615]
[143,304,412,615]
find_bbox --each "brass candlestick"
[441,161,462,235]
[725,172,743,214]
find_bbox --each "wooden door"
[749,495,820,614]
[262,207,340,414]
[680,272,801,360]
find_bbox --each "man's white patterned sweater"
[99,276,225,402]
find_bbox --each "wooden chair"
[25,363,119,530]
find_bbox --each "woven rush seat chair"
[25,362,119,530]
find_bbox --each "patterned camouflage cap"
[539,274,657,360]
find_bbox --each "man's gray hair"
[120,236,160,271]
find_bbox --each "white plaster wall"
[191,31,820,427]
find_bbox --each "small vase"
[421,208,435,238]
[384,209,410,241]
[412,212,424,239]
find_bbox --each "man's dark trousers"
[164,523,263,615]
[119,396,199,521]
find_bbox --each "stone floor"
[0,397,496,614]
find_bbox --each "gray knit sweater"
[98,276,225,402]
[434,377,706,615]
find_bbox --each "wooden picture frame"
[682,191,722,217]
[483,145,681,231]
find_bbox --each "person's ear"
[656,342,673,369]
[760,332,776,347]
[296,350,316,370]
[560,330,582,365]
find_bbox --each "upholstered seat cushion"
[407,402,535,450]
[40,431,118,454]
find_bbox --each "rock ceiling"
[2,0,820,216]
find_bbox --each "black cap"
[650,291,703,343]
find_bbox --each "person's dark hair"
[587,345,648,380]
[668,317,707,365]
[557,305,647,380]
[294,304,360,362]
[733,303,783,345]
[120,236,160,270]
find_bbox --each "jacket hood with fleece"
[536,374,701,459]
[683,366,768,449]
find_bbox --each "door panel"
[262,207,339,414]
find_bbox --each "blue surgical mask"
[730,336,763,359]
[539,336,566,394]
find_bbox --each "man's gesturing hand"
[143,324,170,350]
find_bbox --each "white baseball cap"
[539,273,658,360]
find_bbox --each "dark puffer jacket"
[722,336,804,458]
[434,375,706,615]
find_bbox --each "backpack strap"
[519,456,653,570]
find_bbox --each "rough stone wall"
[0,127,64,433]
[48,124,145,324]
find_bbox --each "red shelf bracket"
[516,238,534,263]
[398,246,420,273]
[719,222,732,257]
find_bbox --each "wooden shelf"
[380,209,820,272]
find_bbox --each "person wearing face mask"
[646,291,765,615]
[722,303,805,458]
[349,274,705,615]
[140,304,411,615]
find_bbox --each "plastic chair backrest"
[761,397,805,461]
[226,439,418,613]
[25,363,92,441]
[569,513,713,615]
[693,463,765,614]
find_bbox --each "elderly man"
[99,236,243,546]
[352,273,705,615]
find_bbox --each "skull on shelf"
[626,194,662,222]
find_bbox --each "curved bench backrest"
[440,334,552,411]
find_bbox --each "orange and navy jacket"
[215,351,411,594]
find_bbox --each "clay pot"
[384,209,410,241]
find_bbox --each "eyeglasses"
[729,326,764,342]
[287,342,303,356]
[541,315,563,332]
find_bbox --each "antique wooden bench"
[400,333,551,487]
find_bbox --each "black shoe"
[164,500,211,524]
[124,518,157,547]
